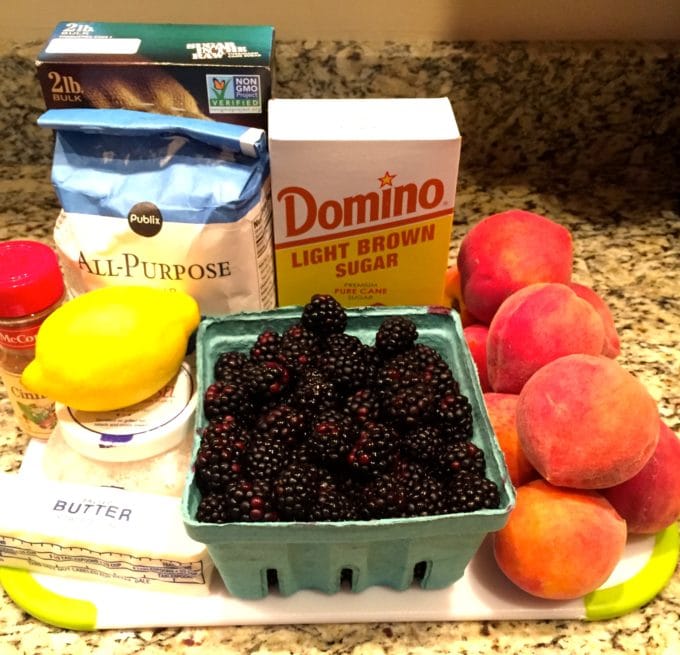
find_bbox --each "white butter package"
[38,108,275,316]
[268,98,461,307]
[0,473,213,594]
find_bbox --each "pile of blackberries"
[194,294,501,523]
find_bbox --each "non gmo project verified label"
[206,74,262,114]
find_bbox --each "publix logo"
[127,202,163,237]
[205,74,262,114]
[277,171,447,239]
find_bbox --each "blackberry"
[342,387,381,425]
[273,461,322,521]
[196,492,229,523]
[383,382,436,428]
[437,393,474,441]
[374,355,420,400]
[248,361,291,404]
[436,441,486,478]
[375,316,418,358]
[385,346,460,400]
[194,425,250,493]
[213,350,252,384]
[324,332,363,354]
[409,351,460,398]
[203,381,254,423]
[309,478,357,522]
[446,472,501,513]
[242,433,289,481]
[278,323,320,375]
[421,363,460,400]
[347,422,401,478]
[223,477,279,522]
[406,343,446,366]
[300,294,347,337]
[249,329,282,363]
[362,346,384,384]
[359,472,406,519]
[195,458,244,495]
[199,416,242,444]
[285,441,317,468]
[322,345,374,394]
[255,404,308,447]
[401,473,449,518]
[400,424,445,464]
[291,369,337,417]
[307,411,355,467]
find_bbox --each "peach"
[602,421,680,534]
[457,209,573,324]
[464,324,491,392]
[443,264,475,326]
[568,281,621,358]
[443,264,462,305]
[517,354,659,489]
[483,392,537,487]
[487,283,605,394]
[493,479,627,600]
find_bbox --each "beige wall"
[3,0,680,43]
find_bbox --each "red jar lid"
[0,240,65,318]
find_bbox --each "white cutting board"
[0,440,677,631]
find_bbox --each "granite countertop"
[0,38,679,654]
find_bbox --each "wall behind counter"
[2,1,680,41]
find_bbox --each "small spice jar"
[42,361,197,496]
[0,240,65,438]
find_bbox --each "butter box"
[268,98,462,307]
[0,473,214,594]
[36,22,274,129]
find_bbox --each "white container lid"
[55,362,197,463]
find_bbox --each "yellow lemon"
[22,286,200,412]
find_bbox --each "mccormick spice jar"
[0,240,65,438]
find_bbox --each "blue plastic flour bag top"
[37,108,269,223]
[38,108,276,315]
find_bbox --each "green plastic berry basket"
[181,305,515,600]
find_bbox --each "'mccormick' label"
[0,325,40,350]
[268,98,462,308]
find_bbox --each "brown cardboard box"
[36,22,274,129]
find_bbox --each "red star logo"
[378,171,396,187]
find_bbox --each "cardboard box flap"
[37,22,274,66]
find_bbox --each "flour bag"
[38,108,275,315]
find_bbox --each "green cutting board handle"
[0,566,97,630]
[584,523,679,620]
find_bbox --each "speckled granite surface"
[0,38,679,654]
[2,40,680,189]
